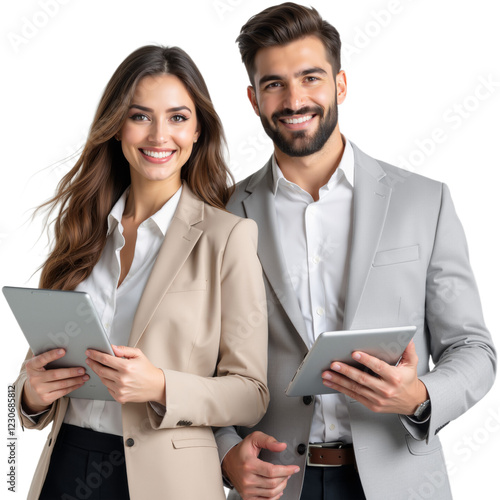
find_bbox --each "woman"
[14,45,269,500]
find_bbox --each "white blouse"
[62,186,182,436]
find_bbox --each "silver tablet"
[3,286,115,401]
[285,326,416,397]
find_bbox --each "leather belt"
[307,442,355,467]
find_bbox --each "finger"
[350,351,392,378]
[321,376,376,407]
[46,373,90,392]
[325,361,383,391]
[29,374,89,407]
[85,357,119,381]
[48,380,88,400]
[253,459,299,480]
[29,349,66,370]
[86,350,123,370]
[252,432,288,454]
[238,469,290,499]
[322,367,380,402]
[111,345,140,358]
[40,366,87,381]
[398,340,418,367]
[252,476,289,498]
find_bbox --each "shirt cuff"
[20,405,49,424]
[219,442,239,489]
[404,412,431,425]
[149,401,166,417]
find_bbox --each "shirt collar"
[106,185,183,237]
[271,137,355,195]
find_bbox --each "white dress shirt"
[62,186,182,436]
[272,139,354,444]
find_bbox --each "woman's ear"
[193,125,201,143]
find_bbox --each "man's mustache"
[272,106,324,122]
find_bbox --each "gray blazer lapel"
[128,185,203,347]
[344,144,392,329]
[242,162,308,345]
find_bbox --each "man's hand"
[86,345,166,405]
[321,340,428,415]
[222,431,299,500]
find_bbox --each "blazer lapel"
[343,144,392,329]
[243,161,308,345]
[128,185,204,347]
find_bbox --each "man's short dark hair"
[236,2,342,86]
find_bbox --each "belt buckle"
[307,441,344,468]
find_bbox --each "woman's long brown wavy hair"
[39,45,234,291]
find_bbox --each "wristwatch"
[413,399,431,421]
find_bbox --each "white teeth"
[283,115,313,124]
[142,149,174,159]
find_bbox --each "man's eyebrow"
[129,104,192,113]
[258,75,283,87]
[258,67,328,87]
[298,67,327,77]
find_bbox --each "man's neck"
[274,127,345,202]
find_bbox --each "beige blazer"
[15,185,269,500]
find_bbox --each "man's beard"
[259,100,338,157]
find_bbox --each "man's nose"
[282,82,305,112]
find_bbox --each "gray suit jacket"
[215,143,496,500]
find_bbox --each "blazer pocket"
[172,437,217,449]
[171,427,217,449]
[372,245,420,267]
[405,434,442,456]
[166,279,207,294]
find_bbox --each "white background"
[1,0,499,498]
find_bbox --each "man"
[215,3,496,500]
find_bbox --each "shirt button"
[316,307,325,316]
[329,424,336,431]
[312,255,321,265]
[125,438,135,447]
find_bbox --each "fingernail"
[85,359,90,365]
[78,368,84,374]
[57,349,64,355]
[294,467,300,473]
[82,375,89,381]
[332,363,341,371]
[353,352,361,360]
[323,372,332,381]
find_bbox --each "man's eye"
[305,76,319,82]
[265,82,282,89]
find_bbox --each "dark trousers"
[300,464,366,500]
[39,423,130,500]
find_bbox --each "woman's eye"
[130,113,149,121]
[171,114,187,123]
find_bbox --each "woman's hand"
[22,349,89,414]
[85,345,166,405]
